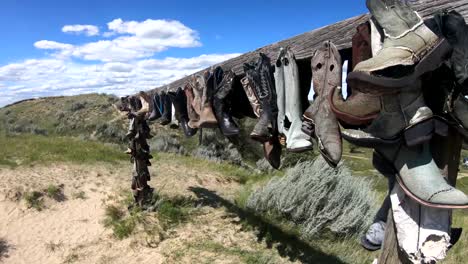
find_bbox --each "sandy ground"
[0,161,294,264]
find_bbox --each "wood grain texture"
[148,0,468,93]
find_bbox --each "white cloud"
[36,18,202,62]
[34,40,73,51]
[0,53,240,107]
[0,18,241,107]
[62,24,100,36]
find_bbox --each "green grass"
[103,191,198,240]
[0,134,127,167]
[103,205,137,239]
[24,191,45,211]
[0,93,126,143]
[187,241,277,264]
[44,184,63,201]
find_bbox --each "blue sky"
[0,0,367,106]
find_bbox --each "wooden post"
[378,212,401,264]
[378,127,463,263]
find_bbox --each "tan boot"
[196,71,218,128]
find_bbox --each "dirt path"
[0,160,296,264]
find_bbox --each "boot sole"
[250,134,270,143]
[374,150,468,209]
[395,174,468,209]
[287,145,313,153]
[328,86,379,126]
[347,39,452,90]
[198,122,218,129]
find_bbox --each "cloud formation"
[62,24,100,36]
[0,18,240,106]
[35,18,202,62]
[0,54,240,106]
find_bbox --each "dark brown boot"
[244,53,278,143]
[330,22,381,126]
[213,66,240,136]
[263,136,282,170]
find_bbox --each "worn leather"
[433,11,468,87]
[354,0,440,73]
[307,41,342,167]
[275,47,312,151]
[364,81,433,140]
[453,95,468,133]
[148,93,162,121]
[241,76,261,118]
[193,72,217,128]
[244,53,278,142]
[377,143,468,207]
[168,87,197,137]
[331,22,381,126]
[213,66,240,136]
[184,82,200,129]
[263,136,282,169]
[159,91,172,126]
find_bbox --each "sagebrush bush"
[193,129,243,165]
[68,101,87,112]
[247,157,377,239]
[150,133,187,155]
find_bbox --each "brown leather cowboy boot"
[241,76,261,118]
[184,82,200,129]
[303,41,342,167]
[196,71,218,128]
[244,53,278,142]
[330,22,381,126]
[241,70,281,169]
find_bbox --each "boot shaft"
[241,76,261,118]
[367,0,423,38]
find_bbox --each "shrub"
[44,184,65,202]
[247,157,377,239]
[24,191,45,211]
[150,134,186,155]
[68,101,87,112]
[193,129,243,165]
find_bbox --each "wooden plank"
[149,0,468,93]
[378,212,402,264]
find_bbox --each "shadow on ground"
[189,186,346,264]
[0,238,14,261]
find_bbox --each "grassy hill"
[0,93,127,143]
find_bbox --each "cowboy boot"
[213,67,240,136]
[348,0,451,90]
[275,48,287,138]
[184,82,200,129]
[195,72,218,128]
[263,136,282,170]
[276,47,312,152]
[244,53,278,143]
[241,76,261,118]
[342,79,434,148]
[376,142,468,208]
[304,41,342,167]
[157,91,171,126]
[451,94,468,138]
[148,93,162,121]
[433,11,468,90]
[126,95,144,139]
[169,88,197,137]
[169,103,179,129]
[332,22,381,126]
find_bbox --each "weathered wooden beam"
[149,0,468,93]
